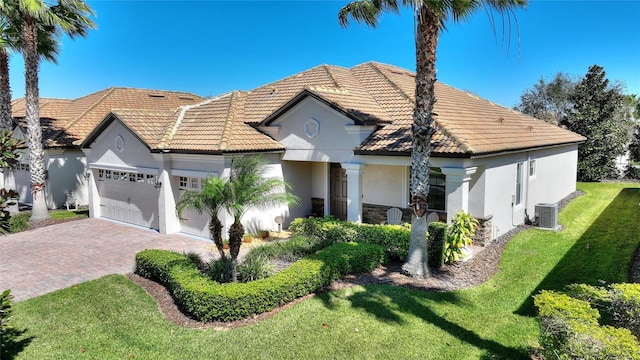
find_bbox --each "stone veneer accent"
[473,215,493,246]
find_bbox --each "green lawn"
[3,182,639,359]
[49,209,89,220]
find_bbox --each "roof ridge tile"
[159,95,222,149]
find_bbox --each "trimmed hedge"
[135,242,386,322]
[535,286,640,359]
[289,216,448,265]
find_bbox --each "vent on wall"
[535,203,559,230]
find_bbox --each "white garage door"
[97,169,159,230]
[177,176,211,239]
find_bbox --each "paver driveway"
[0,218,218,301]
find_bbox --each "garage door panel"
[97,169,159,230]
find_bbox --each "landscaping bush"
[535,288,640,359]
[609,283,640,338]
[182,251,205,272]
[0,289,13,334]
[135,242,387,322]
[244,235,328,263]
[238,255,275,282]
[289,216,410,261]
[427,222,447,269]
[444,211,478,264]
[8,213,29,233]
[206,257,233,283]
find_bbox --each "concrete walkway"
[0,218,219,301]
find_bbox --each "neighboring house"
[81,62,585,241]
[5,88,203,209]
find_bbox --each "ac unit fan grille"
[535,203,558,229]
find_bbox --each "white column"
[440,167,477,224]
[86,168,100,218]
[154,154,180,234]
[341,163,366,223]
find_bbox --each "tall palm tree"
[177,176,229,260]
[0,12,60,131]
[225,156,299,282]
[16,0,94,221]
[339,0,527,278]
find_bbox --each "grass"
[3,182,639,359]
[48,209,89,220]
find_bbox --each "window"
[408,167,446,211]
[15,163,30,171]
[515,162,523,205]
[427,168,446,211]
[529,159,536,178]
[179,176,202,190]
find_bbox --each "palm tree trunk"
[0,48,12,131]
[402,6,440,279]
[209,218,226,259]
[228,221,244,282]
[23,15,49,221]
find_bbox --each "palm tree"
[177,176,229,260]
[225,156,299,282]
[0,12,60,131]
[16,0,94,221]
[339,0,527,278]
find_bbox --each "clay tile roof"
[167,92,284,153]
[110,109,181,149]
[350,62,585,156]
[12,87,203,148]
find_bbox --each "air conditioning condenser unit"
[535,203,559,230]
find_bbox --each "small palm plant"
[444,211,479,263]
[225,156,299,282]
[176,176,228,259]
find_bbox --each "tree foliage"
[565,65,625,181]
[514,72,575,125]
[338,0,527,279]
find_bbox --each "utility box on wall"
[535,203,559,230]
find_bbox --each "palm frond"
[338,0,402,28]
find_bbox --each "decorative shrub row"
[135,242,386,322]
[534,285,640,359]
[289,216,448,265]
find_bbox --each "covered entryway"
[96,169,159,230]
[330,164,347,221]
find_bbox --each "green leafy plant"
[135,242,386,322]
[427,222,447,269]
[8,213,30,233]
[238,255,275,282]
[444,211,478,263]
[0,289,13,332]
[206,257,233,283]
[535,285,640,359]
[182,251,205,272]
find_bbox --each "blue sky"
[7,0,640,108]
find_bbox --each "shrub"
[238,255,275,282]
[0,289,13,333]
[289,216,410,261]
[444,211,478,264]
[244,235,328,263]
[609,283,640,338]
[535,288,640,359]
[206,257,233,283]
[8,213,29,234]
[135,242,386,322]
[427,222,447,269]
[182,251,205,272]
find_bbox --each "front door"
[330,165,347,221]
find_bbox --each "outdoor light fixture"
[84,171,91,179]
[154,181,162,190]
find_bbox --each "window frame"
[515,162,524,206]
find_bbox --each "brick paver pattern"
[0,218,219,301]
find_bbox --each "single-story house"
[81,61,585,241]
[5,88,203,209]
